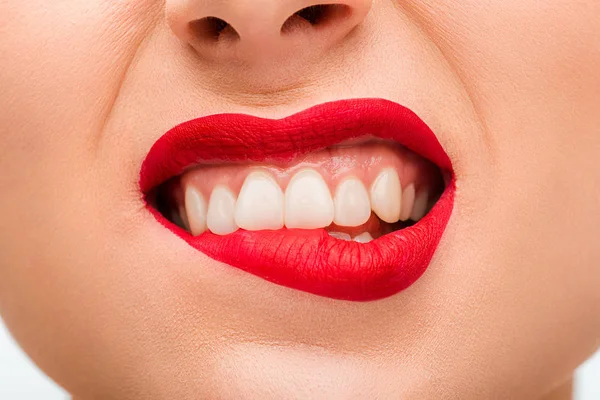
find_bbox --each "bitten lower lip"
[140,98,455,301]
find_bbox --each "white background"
[1,319,598,399]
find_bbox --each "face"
[1,0,599,398]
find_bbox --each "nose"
[166,0,372,64]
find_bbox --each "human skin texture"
[0,0,599,398]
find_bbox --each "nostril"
[281,4,351,34]
[189,17,240,42]
[297,5,329,25]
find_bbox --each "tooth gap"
[153,188,170,220]
[151,181,187,230]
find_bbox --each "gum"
[177,141,442,200]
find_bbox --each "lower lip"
[142,99,455,301]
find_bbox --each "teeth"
[328,231,374,243]
[370,168,402,223]
[207,185,238,235]
[328,231,352,241]
[353,232,373,243]
[180,167,433,235]
[399,183,416,221]
[333,177,371,227]
[285,169,334,229]
[410,188,429,221]
[185,186,208,236]
[235,171,284,231]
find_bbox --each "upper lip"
[140,98,455,301]
[140,98,452,194]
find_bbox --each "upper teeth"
[370,167,402,223]
[207,184,238,235]
[183,167,431,237]
[285,169,334,229]
[185,182,208,236]
[333,176,372,227]
[234,171,285,231]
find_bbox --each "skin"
[0,0,599,398]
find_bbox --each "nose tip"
[167,0,372,62]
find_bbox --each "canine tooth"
[328,232,352,241]
[410,188,430,221]
[235,171,284,231]
[353,232,373,243]
[333,177,371,227]
[207,185,238,235]
[285,169,334,229]
[185,185,208,236]
[370,168,402,223]
[399,184,416,221]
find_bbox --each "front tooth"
[370,168,402,223]
[328,231,352,241]
[399,183,416,221]
[285,169,334,229]
[353,232,373,243]
[333,177,371,227]
[207,185,238,235]
[235,171,284,231]
[410,188,430,221]
[185,185,208,236]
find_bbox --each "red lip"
[140,98,455,301]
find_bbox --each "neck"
[541,379,573,400]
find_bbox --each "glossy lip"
[140,98,455,301]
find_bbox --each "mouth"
[140,98,455,301]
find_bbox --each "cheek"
[0,1,161,263]
[0,0,161,390]
[402,0,600,388]
[0,0,161,180]
[409,0,600,126]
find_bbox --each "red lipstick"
[140,98,455,301]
